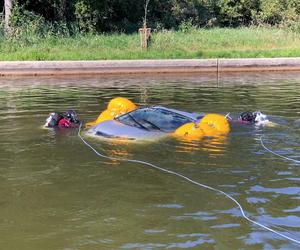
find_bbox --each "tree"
[4,0,12,35]
[143,0,150,28]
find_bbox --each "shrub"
[74,0,98,33]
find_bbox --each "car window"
[116,108,193,132]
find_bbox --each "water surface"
[0,73,300,249]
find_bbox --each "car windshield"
[116,107,194,132]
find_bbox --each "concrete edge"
[1,58,300,77]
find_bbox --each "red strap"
[58,118,71,127]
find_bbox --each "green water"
[0,73,300,249]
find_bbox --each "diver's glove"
[253,111,270,126]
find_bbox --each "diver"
[227,111,270,126]
[45,110,80,128]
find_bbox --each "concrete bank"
[1,58,300,77]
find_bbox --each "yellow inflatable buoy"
[173,122,204,140]
[107,97,137,115]
[85,109,116,127]
[85,97,137,128]
[173,114,230,140]
[198,114,230,136]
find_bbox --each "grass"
[1,27,300,60]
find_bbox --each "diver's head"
[63,110,79,123]
[238,111,256,123]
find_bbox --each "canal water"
[0,73,300,249]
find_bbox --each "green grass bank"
[2,27,300,61]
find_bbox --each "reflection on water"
[173,135,228,156]
[0,73,300,249]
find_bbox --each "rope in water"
[78,123,300,245]
[260,135,300,164]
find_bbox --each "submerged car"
[88,106,204,140]
[85,97,231,141]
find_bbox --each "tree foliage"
[2,0,300,34]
